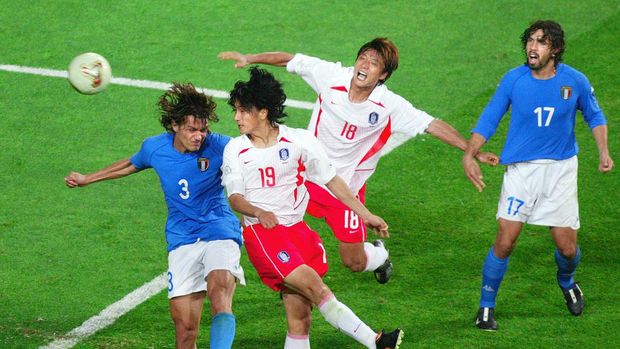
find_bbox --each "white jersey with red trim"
[222,124,337,227]
[287,53,435,193]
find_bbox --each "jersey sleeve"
[286,53,348,93]
[129,139,153,170]
[296,129,337,185]
[576,75,607,129]
[221,138,246,197]
[390,95,435,137]
[471,71,516,141]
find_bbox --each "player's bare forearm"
[592,125,614,172]
[218,51,294,68]
[228,194,279,228]
[65,158,137,188]
[325,176,389,236]
[426,119,468,152]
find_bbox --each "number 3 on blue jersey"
[507,196,524,215]
[178,179,190,199]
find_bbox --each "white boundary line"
[39,273,168,349]
[0,63,411,348]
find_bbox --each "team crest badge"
[197,157,209,172]
[279,148,289,161]
[277,251,290,263]
[368,112,379,125]
[561,86,572,100]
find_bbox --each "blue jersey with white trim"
[472,64,606,164]
[130,132,242,252]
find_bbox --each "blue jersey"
[473,64,606,164]
[130,132,242,252]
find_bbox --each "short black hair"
[356,37,399,84]
[228,67,287,124]
[521,20,565,66]
[158,82,218,132]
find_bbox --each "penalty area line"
[39,273,168,349]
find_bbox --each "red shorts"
[243,221,329,291]
[305,181,367,243]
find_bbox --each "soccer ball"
[68,52,112,94]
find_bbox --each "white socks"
[284,333,310,349]
[363,242,389,272]
[318,296,377,348]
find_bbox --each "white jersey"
[287,53,435,193]
[222,124,337,227]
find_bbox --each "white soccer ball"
[68,52,112,94]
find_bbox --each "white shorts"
[496,156,580,230]
[167,239,246,299]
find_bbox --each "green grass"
[1,1,619,348]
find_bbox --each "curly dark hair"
[356,37,399,84]
[228,67,287,125]
[521,20,565,66]
[158,82,219,133]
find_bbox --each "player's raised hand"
[218,51,249,68]
[64,171,87,188]
[599,153,614,173]
[366,215,389,238]
[476,151,499,166]
[463,155,486,192]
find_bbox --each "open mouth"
[356,71,368,81]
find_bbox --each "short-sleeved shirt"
[130,132,242,252]
[286,53,435,193]
[472,63,607,164]
[221,124,336,227]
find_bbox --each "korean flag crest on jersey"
[277,251,290,263]
[279,148,289,161]
[368,111,379,125]
[197,157,209,172]
[561,86,572,100]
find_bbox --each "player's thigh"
[167,242,208,299]
[242,224,306,291]
[290,222,329,277]
[529,157,580,230]
[496,163,535,223]
[202,239,246,287]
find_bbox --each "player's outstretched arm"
[217,51,294,68]
[65,158,138,188]
[228,193,279,229]
[592,125,614,173]
[426,119,499,166]
[462,133,488,192]
[325,175,389,238]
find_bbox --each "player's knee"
[557,244,577,259]
[175,319,199,342]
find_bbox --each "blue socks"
[210,312,236,349]
[555,246,581,290]
[480,247,509,308]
